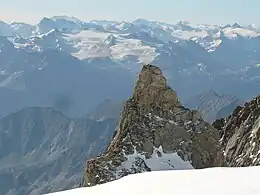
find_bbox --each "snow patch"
[122,146,193,171]
[63,30,157,62]
[110,37,157,63]
[172,30,208,40]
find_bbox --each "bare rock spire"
[133,65,180,109]
[81,64,222,187]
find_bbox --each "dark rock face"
[213,96,260,166]
[0,107,116,195]
[81,65,222,187]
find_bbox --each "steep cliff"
[213,96,260,166]
[81,65,222,187]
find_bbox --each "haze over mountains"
[0,16,260,118]
[0,107,117,194]
[185,89,244,123]
[0,16,260,195]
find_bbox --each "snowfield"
[63,30,158,63]
[47,166,260,195]
[121,146,194,173]
[7,17,260,63]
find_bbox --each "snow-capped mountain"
[3,16,260,53]
[3,16,260,69]
[0,16,260,118]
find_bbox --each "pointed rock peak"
[133,64,180,110]
[81,64,223,187]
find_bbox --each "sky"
[0,0,259,25]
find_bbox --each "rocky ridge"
[0,107,117,195]
[213,96,260,166]
[81,65,222,187]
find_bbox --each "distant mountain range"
[0,16,260,117]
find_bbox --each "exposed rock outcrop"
[81,65,222,187]
[213,96,260,166]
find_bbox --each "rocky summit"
[81,64,222,187]
[213,96,260,167]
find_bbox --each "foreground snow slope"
[47,166,260,195]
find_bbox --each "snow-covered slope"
[47,166,260,195]
[3,16,260,63]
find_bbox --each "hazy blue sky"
[0,0,259,25]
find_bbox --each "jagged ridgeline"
[81,64,223,187]
[213,96,260,166]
